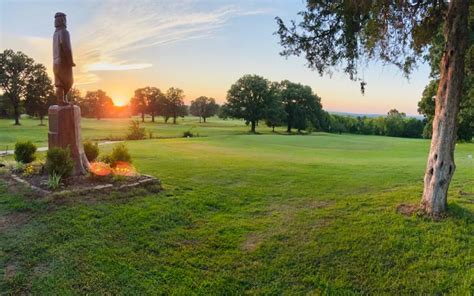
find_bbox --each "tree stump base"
[48,105,90,175]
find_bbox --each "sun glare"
[110,93,129,106]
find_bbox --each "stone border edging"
[8,173,161,197]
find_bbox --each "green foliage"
[99,153,113,164]
[83,141,99,162]
[14,141,37,163]
[190,96,219,122]
[130,87,166,122]
[165,87,187,124]
[45,147,74,177]
[223,75,274,132]
[0,49,42,125]
[126,120,146,140]
[325,110,424,139]
[418,18,474,143]
[82,90,114,120]
[183,130,194,138]
[275,1,448,80]
[47,172,61,190]
[109,143,131,166]
[24,64,55,125]
[278,80,323,133]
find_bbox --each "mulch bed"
[6,172,161,197]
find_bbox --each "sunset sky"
[1,0,432,115]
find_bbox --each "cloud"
[10,0,270,85]
[85,62,153,72]
[69,0,268,84]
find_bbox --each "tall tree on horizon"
[223,75,275,133]
[276,0,470,218]
[190,96,219,123]
[24,64,55,125]
[0,50,39,125]
[84,90,113,120]
[165,87,186,124]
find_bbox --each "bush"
[183,130,194,138]
[99,153,112,164]
[126,120,146,140]
[45,147,74,177]
[83,141,99,162]
[14,141,37,163]
[110,143,131,166]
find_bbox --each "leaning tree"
[276,0,470,217]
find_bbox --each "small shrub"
[47,172,62,190]
[99,154,112,164]
[14,141,37,163]
[45,147,74,177]
[83,141,99,162]
[126,120,146,140]
[110,143,131,166]
[183,130,194,138]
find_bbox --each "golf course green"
[1,117,473,294]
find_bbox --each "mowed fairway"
[1,118,473,294]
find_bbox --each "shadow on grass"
[448,202,474,222]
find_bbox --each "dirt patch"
[0,212,31,231]
[242,233,264,252]
[308,200,333,209]
[3,263,17,280]
[396,203,419,216]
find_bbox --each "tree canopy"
[190,96,219,123]
[276,1,447,81]
[0,49,49,125]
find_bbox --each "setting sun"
[110,93,129,106]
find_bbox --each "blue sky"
[1,0,431,115]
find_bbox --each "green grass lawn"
[0,116,251,149]
[1,118,473,294]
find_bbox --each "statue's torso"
[53,28,69,65]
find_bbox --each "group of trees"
[130,87,188,124]
[327,110,424,138]
[130,87,221,124]
[70,89,130,119]
[0,49,55,125]
[221,75,324,133]
[189,96,219,123]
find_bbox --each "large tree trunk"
[251,120,256,133]
[12,97,20,125]
[420,0,469,218]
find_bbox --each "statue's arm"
[60,30,75,67]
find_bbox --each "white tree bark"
[420,0,469,218]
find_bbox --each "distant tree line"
[326,109,424,138]
[220,74,471,141]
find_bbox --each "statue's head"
[54,12,67,28]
